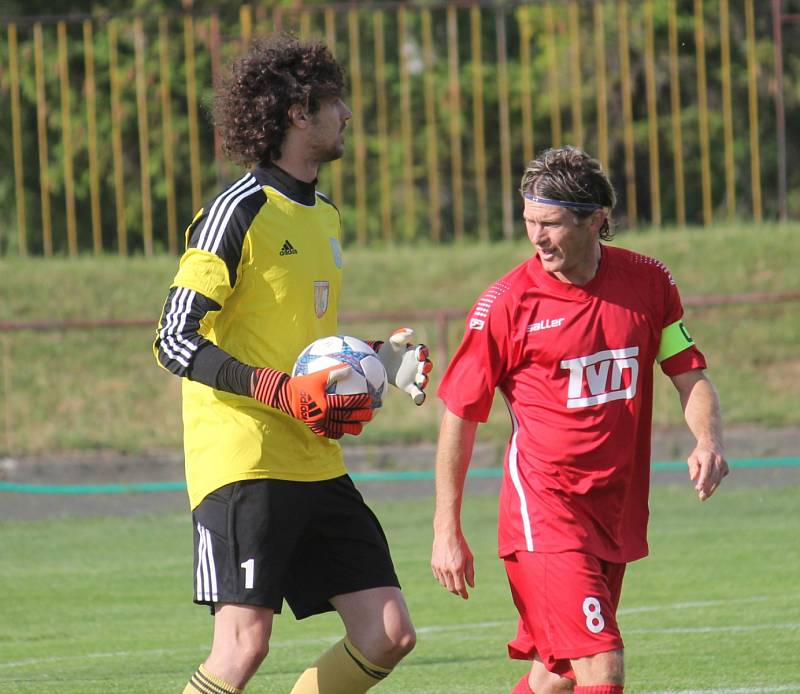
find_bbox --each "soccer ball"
[292,335,387,409]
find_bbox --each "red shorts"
[504,550,626,679]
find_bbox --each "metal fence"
[1,0,797,257]
[2,290,800,455]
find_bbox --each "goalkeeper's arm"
[154,286,372,438]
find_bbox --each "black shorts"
[191,475,400,619]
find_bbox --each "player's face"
[523,198,604,285]
[308,96,352,163]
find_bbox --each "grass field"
[2,482,799,693]
[2,222,800,456]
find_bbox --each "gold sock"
[183,664,243,694]
[289,637,392,694]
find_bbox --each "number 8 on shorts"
[583,596,605,633]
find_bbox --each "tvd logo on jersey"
[560,347,640,408]
[314,280,329,318]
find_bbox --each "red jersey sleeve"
[658,266,707,376]
[438,283,515,422]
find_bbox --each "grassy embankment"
[1,222,799,456]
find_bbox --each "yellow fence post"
[82,19,102,254]
[184,11,201,215]
[694,0,713,227]
[208,13,225,188]
[668,0,686,227]
[447,6,464,243]
[518,6,534,166]
[299,9,311,39]
[33,22,53,256]
[594,1,609,168]
[470,5,489,241]
[57,21,77,256]
[347,9,367,245]
[134,18,153,256]
[324,9,343,208]
[240,4,252,47]
[422,9,441,244]
[617,0,637,226]
[108,19,127,255]
[496,9,513,239]
[373,10,393,245]
[644,0,661,228]
[8,23,27,256]
[568,0,583,148]
[719,0,736,221]
[744,0,762,223]
[398,7,416,242]
[158,15,178,255]
[544,4,561,148]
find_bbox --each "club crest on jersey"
[560,347,640,408]
[314,280,329,318]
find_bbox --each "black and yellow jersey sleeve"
[154,165,347,509]
[154,173,265,386]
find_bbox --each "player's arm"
[670,369,729,501]
[431,408,479,600]
[154,286,373,438]
[367,328,433,405]
[154,288,371,439]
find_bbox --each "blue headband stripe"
[523,193,603,211]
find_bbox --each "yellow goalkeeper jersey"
[157,165,346,509]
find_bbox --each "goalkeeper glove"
[373,328,433,405]
[251,365,373,439]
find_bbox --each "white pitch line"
[627,622,800,635]
[1,596,795,671]
[5,621,797,669]
[618,595,772,616]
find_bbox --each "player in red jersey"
[430,147,729,694]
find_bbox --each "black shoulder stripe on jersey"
[187,173,267,288]
[315,190,338,210]
[316,191,341,228]
[155,286,222,378]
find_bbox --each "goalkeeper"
[153,35,431,694]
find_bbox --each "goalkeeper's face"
[308,96,352,163]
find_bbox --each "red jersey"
[438,245,706,563]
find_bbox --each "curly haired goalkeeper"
[154,35,431,694]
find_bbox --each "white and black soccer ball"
[292,335,387,409]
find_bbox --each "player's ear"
[589,209,606,235]
[287,102,309,128]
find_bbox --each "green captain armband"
[657,319,695,362]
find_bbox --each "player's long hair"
[520,146,617,241]
[213,34,345,166]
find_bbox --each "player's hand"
[375,328,433,405]
[431,529,475,600]
[687,443,729,501]
[251,365,373,439]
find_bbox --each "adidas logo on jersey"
[279,240,298,256]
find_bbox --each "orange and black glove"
[251,365,373,439]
